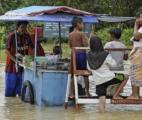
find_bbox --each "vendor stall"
[0,6,98,106]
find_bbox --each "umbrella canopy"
[97,16,135,23]
[0,13,98,23]
[0,6,97,23]
[5,6,93,16]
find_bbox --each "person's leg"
[105,78,122,86]
[99,96,106,113]
[16,72,23,96]
[5,73,17,97]
[128,50,142,99]
[96,79,122,112]
[127,75,140,99]
[84,76,90,96]
[76,52,90,96]
[96,83,107,112]
[127,85,140,99]
[132,85,140,98]
[69,76,75,98]
[103,78,123,99]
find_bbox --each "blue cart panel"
[24,68,68,106]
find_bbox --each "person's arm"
[104,43,108,49]
[134,28,142,40]
[5,34,16,62]
[104,43,110,50]
[123,52,128,60]
[123,44,128,60]
[69,34,72,48]
[106,54,116,67]
[28,34,35,55]
[81,32,88,47]
[134,18,142,40]
[5,49,16,62]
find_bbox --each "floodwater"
[0,66,142,120]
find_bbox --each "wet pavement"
[0,66,142,120]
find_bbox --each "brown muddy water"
[0,66,142,120]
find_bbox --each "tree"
[0,0,142,16]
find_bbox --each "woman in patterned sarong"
[128,8,142,99]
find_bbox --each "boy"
[69,16,90,96]
[104,28,127,71]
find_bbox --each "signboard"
[43,22,92,39]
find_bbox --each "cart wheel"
[21,80,34,104]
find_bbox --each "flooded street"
[0,66,142,120]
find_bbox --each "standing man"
[5,21,33,97]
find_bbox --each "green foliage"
[0,26,5,49]
[41,37,47,43]
[121,28,133,45]
[0,0,142,16]
[95,27,110,45]
[96,27,133,46]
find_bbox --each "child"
[104,28,127,71]
[87,36,122,112]
[69,16,90,96]
[53,45,62,55]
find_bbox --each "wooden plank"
[111,99,142,104]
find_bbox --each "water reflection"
[0,67,142,120]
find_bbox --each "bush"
[96,27,133,46]
[121,28,133,46]
[95,27,110,45]
[0,26,6,49]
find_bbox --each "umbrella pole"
[14,26,18,73]
[34,27,37,58]
[58,22,62,48]
[33,26,38,82]
[34,26,38,74]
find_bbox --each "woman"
[127,8,142,99]
[87,36,122,112]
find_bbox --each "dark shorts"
[96,78,121,97]
[76,51,87,70]
[5,72,23,97]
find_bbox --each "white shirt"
[88,54,116,85]
[130,27,142,56]
[133,27,142,48]
[104,41,126,70]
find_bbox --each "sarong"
[129,48,142,86]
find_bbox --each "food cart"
[0,6,98,106]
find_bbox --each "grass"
[0,41,132,63]
[0,42,70,63]
[0,49,6,63]
[42,42,70,58]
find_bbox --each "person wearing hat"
[104,28,127,71]
[5,21,34,97]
